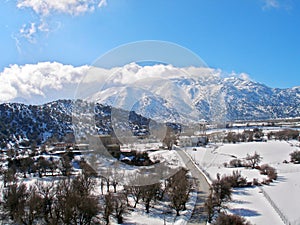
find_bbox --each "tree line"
[0,155,193,225]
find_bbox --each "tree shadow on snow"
[229,208,261,217]
[233,189,251,196]
[275,175,287,182]
[231,199,250,204]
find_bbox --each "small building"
[178,136,208,147]
[74,143,89,150]
[52,142,74,151]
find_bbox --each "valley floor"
[185,140,300,225]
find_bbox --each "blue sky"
[0,0,299,88]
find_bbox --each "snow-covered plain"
[2,138,299,224]
[185,140,300,225]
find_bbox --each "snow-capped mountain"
[221,77,300,121]
[83,63,300,123]
[1,63,300,146]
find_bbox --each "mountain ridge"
[83,64,300,122]
[0,68,300,146]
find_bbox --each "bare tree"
[211,173,232,212]
[3,168,17,188]
[111,161,123,193]
[72,193,99,225]
[57,173,100,225]
[72,171,97,197]
[167,168,192,216]
[2,182,27,223]
[246,152,262,169]
[204,190,217,223]
[100,177,105,195]
[54,178,75,224]
[1,171,101,225]
[222,171,248,188]
[124,184,144,208]
[204,174,234,222]
[112,193,127,224]
[20,157,34,178]
[140,183,160,213]
[36,181,57,224]
[103,193,114,225]
[22,186,43,225]
[48,157,59,176]
[60,154,72,176]
[50,175,100,225]
[101,168,112,193]
[36,156,50,177]
[162,125,178,150]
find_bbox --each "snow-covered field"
[185,140,300,225]
[263,172,300,225]
[2,138,300,225]
[228,187,283,225]
[0,148,195,225]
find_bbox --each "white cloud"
[263,0,280,9]
[38,19,50,32]
[11,34,22,54]
[99,63,221,86]
[0,62,253,104]
[239,73,251,81]
[15,0,107,43]
[262,0,293,10]
[227,71,252,82]
[0,62,89,104]
[17,0,107,16]
[19,22,37,43]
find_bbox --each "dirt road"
[176,149,211,225]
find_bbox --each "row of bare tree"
[1,170,99,225]
[0,162,193,225]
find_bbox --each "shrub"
[224,132,238,143]
[222,171,248,188]
[259,164,277,181]
[229,159,243,168]
[252,178,261,186]
[213,213,252,225]
[290,150,300,164]
[274,129,299,141]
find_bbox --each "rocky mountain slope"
[0,99,151,147]
[85,63,300,123]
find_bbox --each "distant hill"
[0,99,151,147]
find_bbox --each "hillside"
[0,99,150,147]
